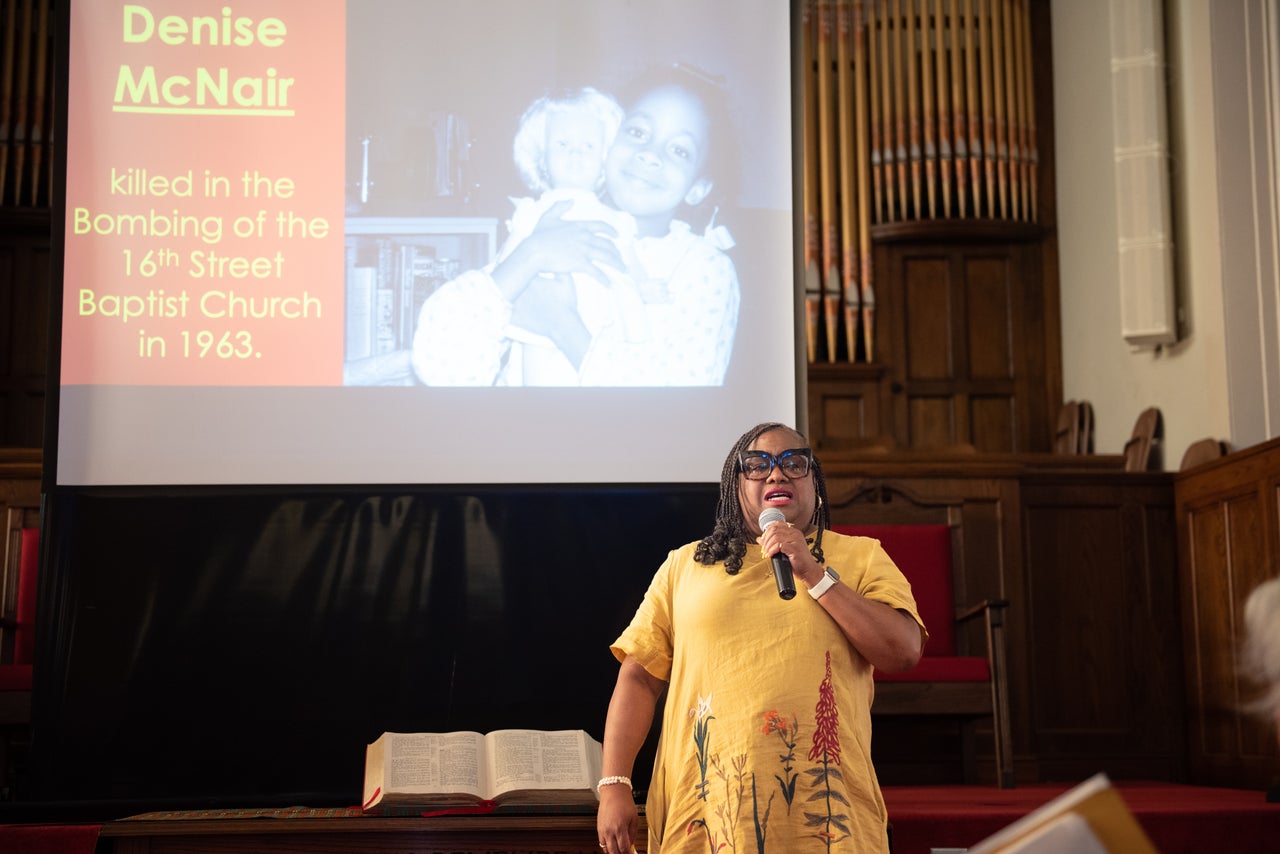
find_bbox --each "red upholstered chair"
[0,527,38,722]
[831,520,1015,789]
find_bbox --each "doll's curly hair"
[512,87,624,194]
[694,422,830,574]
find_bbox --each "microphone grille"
[758,508,786,527]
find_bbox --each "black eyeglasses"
[738,448,813,480]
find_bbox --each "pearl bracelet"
[598,775,633,790]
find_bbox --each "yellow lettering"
[122,5,154,43]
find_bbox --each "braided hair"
[693,422,831,574]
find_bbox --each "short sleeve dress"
[611,530,924,854]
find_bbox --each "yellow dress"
[612,530,924,854]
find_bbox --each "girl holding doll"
[412,65,740,387]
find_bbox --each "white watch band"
[808,567,840,600]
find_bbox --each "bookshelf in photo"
[344,217,498,385]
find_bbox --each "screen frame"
[44,0,809,489]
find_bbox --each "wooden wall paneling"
[1019,474,1182,781]
[1175,439,1280,789]
[806,362,891,452]
[1203,496,1264,759]
[964,252,1021,452]
[0,215,50,448]
[991,473,1036,782]
[964,255,1016,380]
[907,395,959,450]
[1232,482,1279,758]
[1024,501,1130,750]
[821,461,1179,784]
[902,253,954,380]
[876,237,1042,454]
[970,394,1017,452]
[1123,496,1187,768]
[891,245,961,449]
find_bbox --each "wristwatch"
[807,566,841,600]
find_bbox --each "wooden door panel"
[970,395,1016,452]
[1026,505,1137,735]
[809,381,882,449]
[908,395,957,448]
[902,255,953,380]
[810,232,1052,455]
[1022,480,1182,774]
[965,256,1016,380]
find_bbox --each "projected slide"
[63,3,343,387]
[56,0,797,485]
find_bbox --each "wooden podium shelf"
[98,811,645,854]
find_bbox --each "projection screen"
[54,0,801,485]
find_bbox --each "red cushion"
[832,524,956,657]
[14,527,38,665]
[0,664,33,691]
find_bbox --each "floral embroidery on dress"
[687,650,859,853]
[690,693,715,801]
[708,752,747,854]
[686,696,747,854]
[805,650,850,848]
[761,709,800,812]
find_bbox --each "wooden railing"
[1176,436,1280,789]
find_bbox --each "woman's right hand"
[492,200,624,301]
[596,782,640,854]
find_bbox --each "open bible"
[361,729,604,814]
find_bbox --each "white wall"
[1206,1,1280,450]
[1053,0,1233,468]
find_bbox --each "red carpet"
[883,781,1280,854]
[0,824,101,854]
[0,786,1275,853]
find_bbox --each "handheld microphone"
[758,508,796,600]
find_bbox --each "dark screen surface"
[25,485,715,814]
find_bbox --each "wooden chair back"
[1179,438,1229,471]
[1053,401,1081,454]
[1054,400,1094,454]
[1079,401,1094,453]
[827,485,1015,787]
[1124,407,1163,471]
